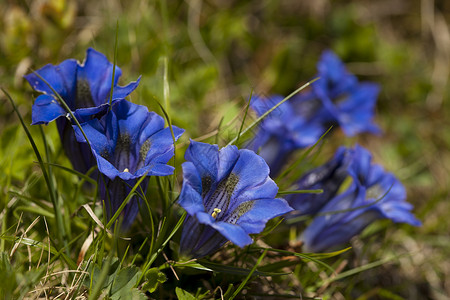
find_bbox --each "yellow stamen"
[123,168,129,172]
[211,208,221,219]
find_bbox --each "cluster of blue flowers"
[250,50,380,176]
[287,145,421,252]
[25,48,184,229]
[26,48,420,259]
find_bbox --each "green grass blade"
[109,21,119,108]
[41,162,98,185]
[252,247,338,273]
[229,249,268,299]
[277,125,333,181]
[2,88,67,252]
[214,116,224,145]
[234,90,253,145]
[196,259,289,277]
[277,189,323,195]
[136,211,187,287]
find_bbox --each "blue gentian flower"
[300,145,421,252]
[248,51,380,176]
[24,48,140,173]
[249,95,324,175]
[285,147,353,216]
[178,140,293,258]
[73,100,184,229]
[309,50,381,136]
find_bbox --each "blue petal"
[144,126,184,165]
[26,60,78,123]
[286,146,351,215]
[236,198,293,234]
[73,118,112,153]
[31,94,68,125]
[179,216,228,258]
[338,84,381,136]
[111,76,142,100]
[58,118,97,174]
[185,140,220,184]
[348,144,373,184]
[233,177,278,205]
[95,156,122,180]
[178,162,205,215]
[377,202,422,226]
[115,100,150,147]
[229,149,271,195]
[72,104,110,123]
[210,221,253,248]
[217,145,240,182]
[302,210,380,252]
[25,59,78,102]
[78,48,123,106]
[250,94,285,116]
[135,164,174,177]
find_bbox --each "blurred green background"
[1,0,449,299]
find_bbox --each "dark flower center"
[76,79,95,109]
[100,133,153,174]
[113,134,132,172]
[201,176,212,197]
[204,173,242,222]
[226,201,255,224]
[136,139,151,171]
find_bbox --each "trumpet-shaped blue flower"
[178,140,293,258]
[24,48,140,173]
[286,147,353,216]
[73,100,184,229]
[309,50,381,136]
[300,145,421,252]
[249,95,324,175]
[248,51,380,176]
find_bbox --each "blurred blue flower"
[248,50,380,176]
[286,147,353,216]
[300,145,421,252]
[249,95,324,175]
[178,140,293,258]
[24,48,140,173]
[309,50,381,136]
[74,100,184,229]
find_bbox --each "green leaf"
[223,284,235,300]
[171,261,213,272]
[197,259,289,277]
[229,249,267,299]
[111,288,147,300]
[110,266,141,296]
[0,252,17,299]
[142,268,167,293]
[251,247,338,273]
[175,287,197,300]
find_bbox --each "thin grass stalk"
[135,211,187,287]
[229,249,268,299]
[227,78,319,146]
[108,21,119,109]
[235,91,253,145]
[2,88,68,254]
